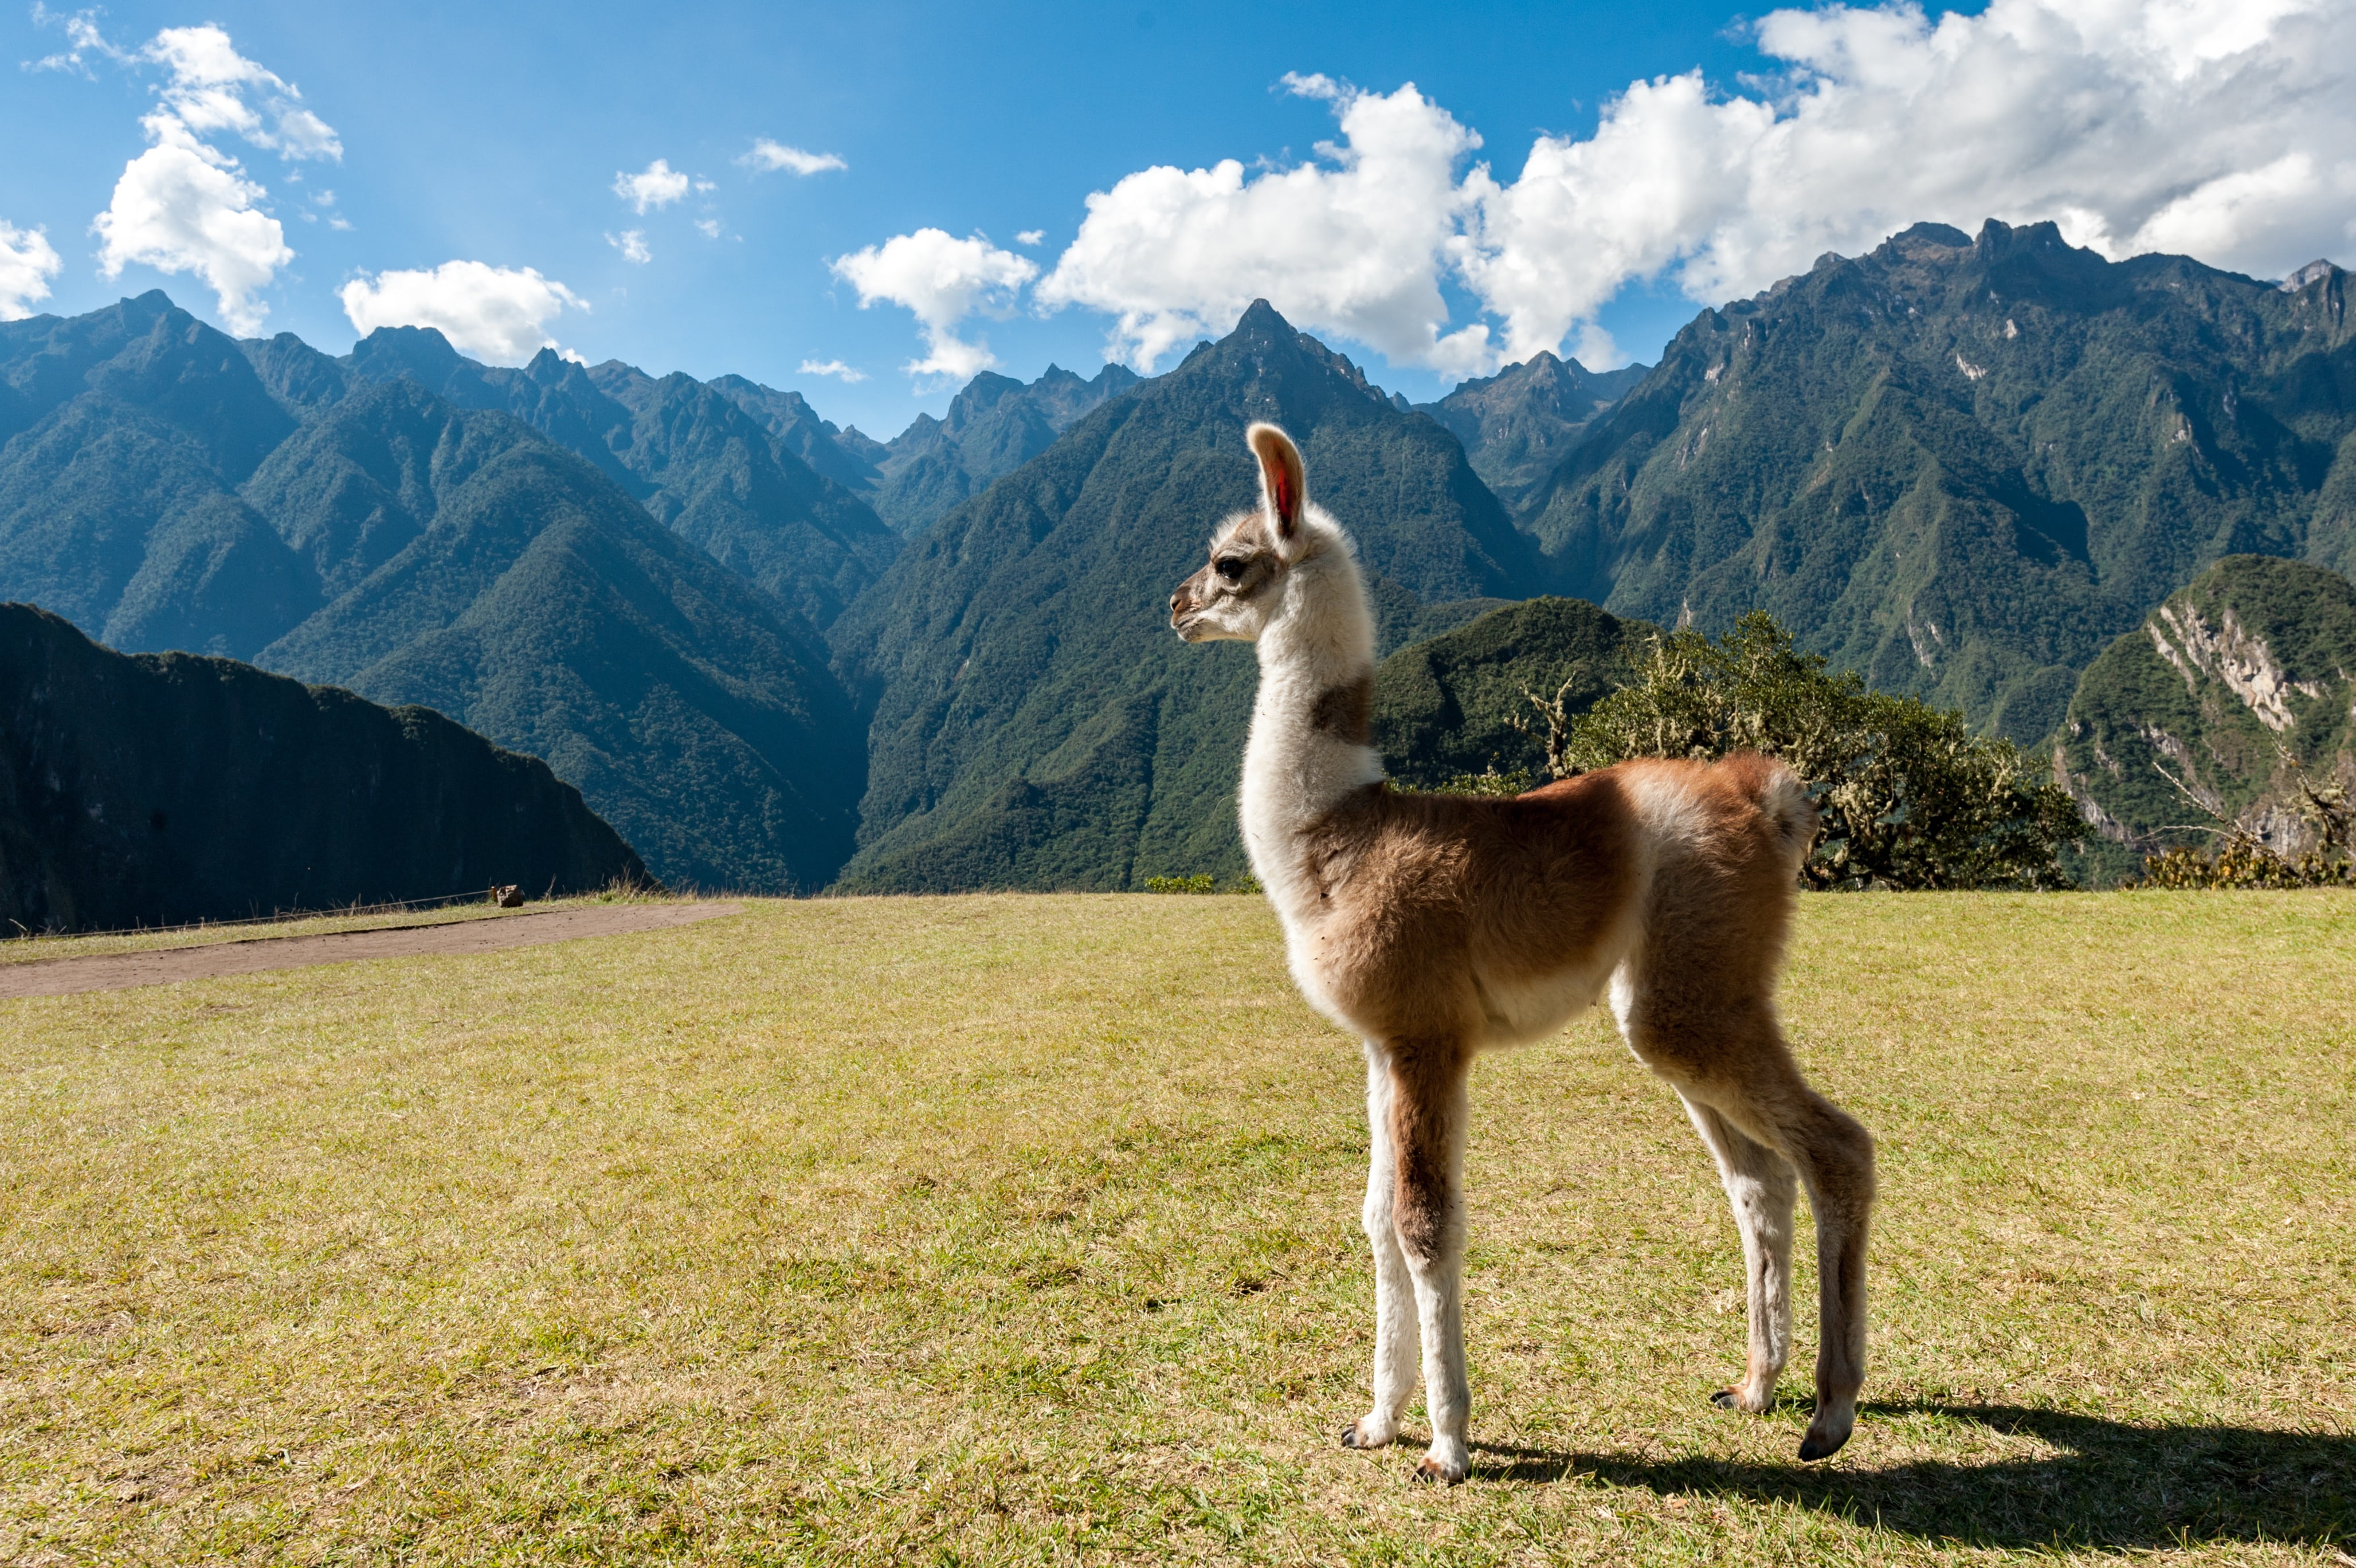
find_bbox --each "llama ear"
[1247,422,1305,540]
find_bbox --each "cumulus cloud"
[614,159,690,214]
[739,139,847,176]
[696,218,722,239]
[0,221,64,320]
[831,229,1037,380]
[95,134,294,334]
[798,358,866,382]
[142,24,343,160]
[1015,229,1045,246]
[1040,74,1492,373]
[1460,0,2356,360]
[608,229,652,264]
[75,21,340,333]
[339,261,588,364]
[1003,1,2356,374]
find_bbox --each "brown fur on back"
[1293,755,1803,1053]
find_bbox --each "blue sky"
[5,0,2350,439]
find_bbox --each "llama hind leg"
[1680,1094,1796,1413]
[1712,1080,1875,1460]
[1342,1045,1417,1451]
[1386,1040,1473,1484]
[1779,1088,1875,1460]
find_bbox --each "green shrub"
[1565,613,2084,891]
[1142,875,1217,894]
[2132,761,2353,888]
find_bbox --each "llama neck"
[1238,544,1382,884]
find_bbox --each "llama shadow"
[1472,1404,2356,1550]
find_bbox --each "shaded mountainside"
[0,295,865,893]
[0,603,643,930]
[2055,555,2356,884]
[862,363,1142,536]
[1531,221,2356,742]
[1417,351,1646,523]
[828,300,1544,892]
[1373,597,1659,788]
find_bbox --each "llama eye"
[1215,557,1246,583]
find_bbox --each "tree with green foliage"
[1564,613,2084,889]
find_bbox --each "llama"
[1168,423,1876,1484]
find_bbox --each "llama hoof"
[1412,1453,1468,1485]
[1711,1382,1771,1413]
[1339,1416,1395,1449]
[1798,1412,1853,1461]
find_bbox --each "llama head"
[1169,422,1313,643]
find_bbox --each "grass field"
[2,892,2351,1564]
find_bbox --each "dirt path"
[0,902,745,1000]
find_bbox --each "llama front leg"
[1681,1095,1796,1413]
[1387,1041,1472,1484]
[1342,1045,1417,1451]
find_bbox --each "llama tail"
[1725,750,1819,868]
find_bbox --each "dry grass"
[0,891,2349,1564]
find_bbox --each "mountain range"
[1528,221,2356,743]
[0,294,861,892]
[3,217,2352,896]
[1416,351,1647,523]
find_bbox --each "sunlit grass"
[1,892,2350,1563]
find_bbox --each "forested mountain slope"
[828,300,1544,892]
[0,294,864,893]
[1417,352,1646,523]
[340,328,899,629]
[1531,222,2356,741]
[0,293,312,657]
[859,363,1143,536]
[0,603,644,930]
[1372,597,1658,788]
[2053,555,2356,883]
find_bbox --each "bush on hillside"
[2132,751,2353,888]
[1561,613,2084,891]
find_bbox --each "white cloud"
[1038,76,1493,374]
[1016,229,1045,246]
[74,22,340,334]
[696,218,722,239]
[143,24,342,160]
[798,358,867,382]
[93,138,293,333]
[831,228,1038,380]
[1009,2,2356,374]
[614,159,690,214]
[739,139,847,176]
[339,261,589,365]
[608,229,652,264]
[26,6,131,74]
[0,221,64,320]
[1460,0,2356,360]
